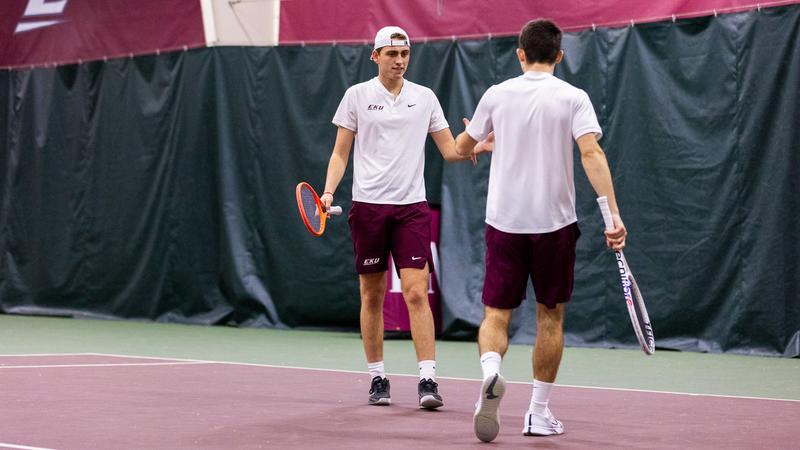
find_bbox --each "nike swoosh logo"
[485,374,499,399]
[412,256,422,260]
[408,104,416,107]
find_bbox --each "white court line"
[4,352,799,403]
[553,382,800,402]
[0,361,212,369]
[85,352,800,403]
[0,443,60,450]
[0,353,102,357]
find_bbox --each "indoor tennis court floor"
[1,315,797,449]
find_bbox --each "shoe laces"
[370,377,388,394]
[420,378,438,392]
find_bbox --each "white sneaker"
[473,374,506,442]
[523,408,564,436]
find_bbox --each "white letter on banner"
[390,258,402,293]
[24,0,68,17]
[429,242,439,294]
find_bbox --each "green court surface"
[1,314,797,401]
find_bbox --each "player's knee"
[361,291,385,310]
[537,313,564,337]
[402,289,428,310]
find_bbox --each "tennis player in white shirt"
[455,18,627,442]
[320,26,492,409]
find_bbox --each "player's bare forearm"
[582,151,617,210]
[432,128,475,163]
[322,127,354,209]
[324,153,347,193]
[454,130,478,157]
[444,144,475,163]
[454,119,494,163]
[577,133,627,249]
[577,134,617,211]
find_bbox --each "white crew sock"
[368,361,386,380]
[419,360,436,381]
[480,351,502,381]
[529,379,554,415]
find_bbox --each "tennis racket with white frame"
[296,182,342,236]
[597,196,655,355]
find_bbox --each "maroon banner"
[1,0,205,69]
[280,0,800,44]
[383,206,442,334]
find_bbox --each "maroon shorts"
[482,222,581,310]
[348,201,433,276]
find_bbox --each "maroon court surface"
[1,354,797,449]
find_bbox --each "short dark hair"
[518,19,562,64]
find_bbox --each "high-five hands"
[462,118,494,165]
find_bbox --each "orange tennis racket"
[296,182,342,236]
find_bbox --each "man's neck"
[522,63,555,75]
[378,75,404,98]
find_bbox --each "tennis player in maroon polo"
[455,19,627,441]
[320,26,491,409]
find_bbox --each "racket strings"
[300,186,323,232]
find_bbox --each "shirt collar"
[522,71,553,80]
[372,76,405,98]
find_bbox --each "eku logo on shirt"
[367,105,384,110]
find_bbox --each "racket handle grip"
[596,196,615,231]
[328,206,343,215]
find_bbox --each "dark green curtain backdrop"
[1,6,798,356]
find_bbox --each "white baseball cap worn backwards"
[373,26,410,51]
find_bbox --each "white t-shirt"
[333,77,449,205]
[467,71,602,234]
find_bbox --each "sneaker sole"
[473,374,506,443]
[368,398,391,406]
[523,427,563,436]
[419,395,443,409]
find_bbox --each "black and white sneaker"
[368,376,391,405]
[418,378,444,409]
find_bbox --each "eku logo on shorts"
[364,258,380,266]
